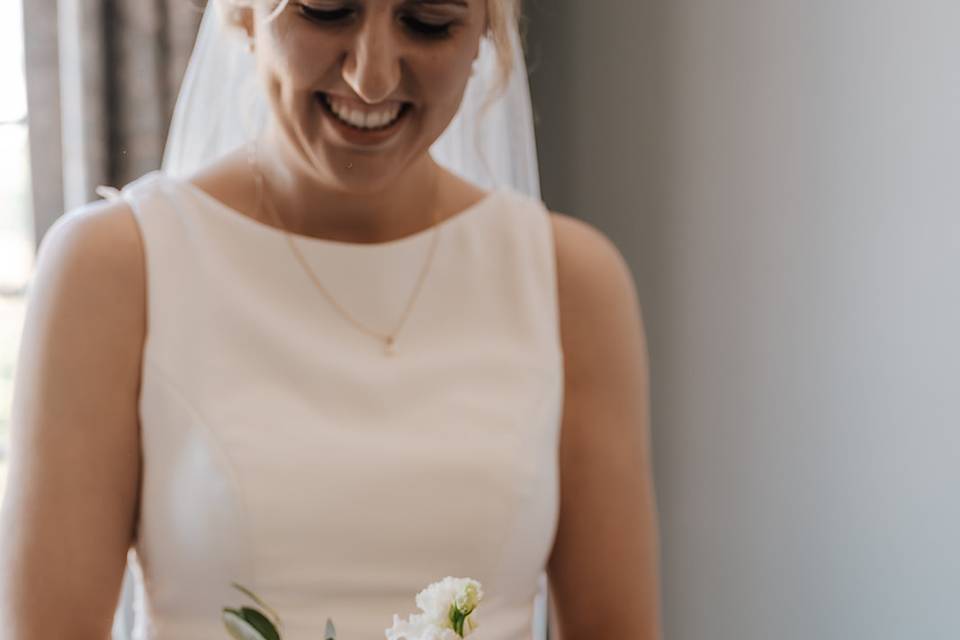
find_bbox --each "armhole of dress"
[96,171,166,254]
[104,172,169,386]
[523,193,564,365]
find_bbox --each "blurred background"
[5,1,960,639]
[524,2,960,638]
[0,0,32,509]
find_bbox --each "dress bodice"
[110,171,563,640]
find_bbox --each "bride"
[0,1,662,638]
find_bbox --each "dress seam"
[489,375,562,604]
[140,355,259,591]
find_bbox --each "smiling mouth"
[316,92,413,131]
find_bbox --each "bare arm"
[547,213,663,640]
[0,201,146,639]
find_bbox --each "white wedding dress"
[111,168,564,640]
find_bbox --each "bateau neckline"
[166,171,504,250]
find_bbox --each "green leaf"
[240,607,281,640]
[325,617,337,640]
[223,609,270,640]
[447,603,467,638]
[231,582,283,626]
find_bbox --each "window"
[0,0,33,503]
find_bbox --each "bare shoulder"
[547,211,647,372]
[39,197,146,284]
[22,194,148,411]
[0,198,146,636]
[548,210,635,290]
[26,195,148,389]
[544,212,661,638]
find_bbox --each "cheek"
[263,27,341,91]
[419,53,475,104]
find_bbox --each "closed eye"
[401,15,454,38]
[299,4,354,23]
[296,3,455,39]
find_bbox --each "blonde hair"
[215,0,522,101]
[481,0,523,100]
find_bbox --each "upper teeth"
[324,94,404,129]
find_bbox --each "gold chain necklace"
[246,140,443,357]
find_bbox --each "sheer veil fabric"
[160,0,542,199]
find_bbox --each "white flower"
[414,578,457,621]
[454,582,482,615]
[416,577,484,619]
[385,613,461,640]
[387,577,485,640]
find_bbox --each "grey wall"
[525,2,960,639]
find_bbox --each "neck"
[253,124,444,244]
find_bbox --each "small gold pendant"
[384,335,396,356]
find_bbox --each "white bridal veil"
[160,0,542,199]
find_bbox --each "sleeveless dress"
[114,170,564,640]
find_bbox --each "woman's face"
[251,0,487,190]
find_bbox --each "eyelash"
[297,5,455,39]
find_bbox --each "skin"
[547,213,664,640]
[0,1,663,638]
[205,0,494,242]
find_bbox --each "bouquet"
[223,577,484,640]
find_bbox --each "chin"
[321,141,435,193]
[325,159,407,194]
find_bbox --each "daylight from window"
[0,0,33,502]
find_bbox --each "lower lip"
[316,92,411,148]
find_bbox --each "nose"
[341,15,402,104]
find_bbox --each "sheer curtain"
[48,0,201,218]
